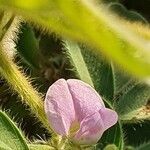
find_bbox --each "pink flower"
[44,79,118,145]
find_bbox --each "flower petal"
[44,79,75,135]
[99,108,118,131]
[67,79,105,121]
[72,112,105,145]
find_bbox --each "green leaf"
[0,110,29,150]
[123,122,150,147]
[113,66,137,101]
[129,11,147,23]
[136,142,150,150]
[116,83,150,121]
[64,40,93,87]
[96,121,124,150]
[81,46,115,102]
[16,23,40,68]
[28,144,55,150]
[108,2,147,23]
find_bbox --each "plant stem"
[0,45,52,133]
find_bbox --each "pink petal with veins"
[44,79,75,135]
[99,108,118,131]
[44,79,118,145]
[72,111,105,145]
[67,79,104,121]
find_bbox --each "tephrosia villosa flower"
[44,79,118,145]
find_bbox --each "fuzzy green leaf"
[108,2,147,23]
[114,67,133,94]
[0,110,29,150]
[116,83,150,121]
[113,66,138,103]
[16,23,40,68]
[81,46,114,102]
[96,121,124,150]
[136,142,150,150]
[64,40,93,87]
[123,122,150,147]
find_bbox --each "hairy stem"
[0,45,52,133]
[0,12,53,133]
